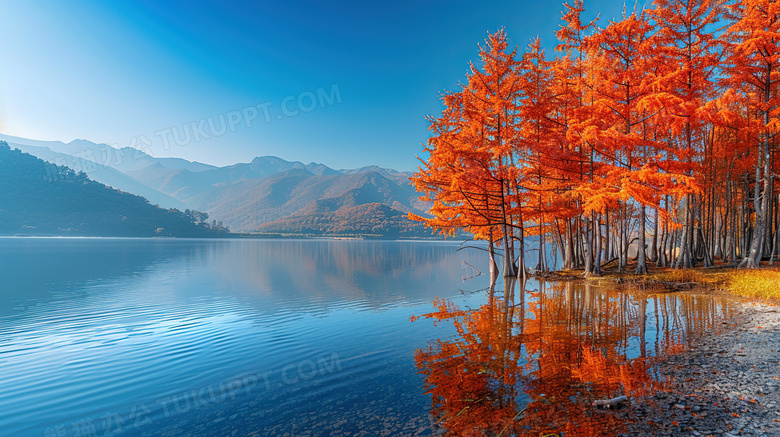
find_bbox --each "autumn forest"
[411,0,780,279]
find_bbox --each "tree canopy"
[412,0,780,275]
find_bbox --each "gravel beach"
[618,299,780,437]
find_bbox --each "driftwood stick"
[462,261,482,281]
[592,395,628,409]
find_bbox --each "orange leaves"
[723,4,780,109]
[413,0,780,275]
[556,0,598,55]
[410,30,525,248]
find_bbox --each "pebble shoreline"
[618,300,780,437]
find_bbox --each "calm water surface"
[0,238,736,436]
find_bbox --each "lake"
[0,238,735,436]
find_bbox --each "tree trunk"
[724,183,732,263]
[564,218,574,269]
[583,214,594,277]
[501,224,516,277]
[700,227,713,267]
[594,213,603,276]
[658,197,669,267]
[769,196,780,264]
[516,217,527,283]
[650,207,659,262]
[538,223,548,274]
[575,218,581,270]
[604,211,611,261]
[741,123,771,269]
[675,196,694,269]
[618,206,625,273]
[488,231,499,284]
[635,205,647,274]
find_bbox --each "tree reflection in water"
[413,279,733,436]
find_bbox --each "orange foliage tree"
[721,0,780,268]
[411,30,526,279]
[413,0,780,273]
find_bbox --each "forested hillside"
[0,142,228,237]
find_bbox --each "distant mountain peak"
[251,155,288,163]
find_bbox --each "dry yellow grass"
[725,269,780,299]
[643,267,780,299]
[639,267,780,300]
[646,268,706,284]
[554,263,780,300]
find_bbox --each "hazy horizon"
[0,132,413,171]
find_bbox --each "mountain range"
[0,133,433,238]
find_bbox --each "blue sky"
[0,0,630,170]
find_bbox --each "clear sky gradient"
[0,0,630,171]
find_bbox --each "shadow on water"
[412,279,735,436]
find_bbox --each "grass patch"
[588,265,730,287]
[640,267,780,299]
[726,269,780,299]
[548,262,780,300]
[646,269,704,284]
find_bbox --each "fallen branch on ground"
[593,395,628,409]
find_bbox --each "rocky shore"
[618,300,780,437]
